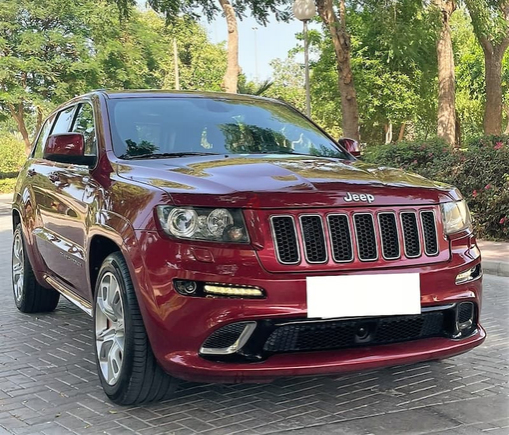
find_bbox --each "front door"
[36,102,98,301]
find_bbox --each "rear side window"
[72,103,97,156]
[51,106,76,135]
[32,117,54,159]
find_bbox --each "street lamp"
[293,0,316,118]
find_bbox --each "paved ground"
[0,213,508,435]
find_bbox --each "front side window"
[107,98,350,160]
[72,103,97,156]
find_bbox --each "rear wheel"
[93,252,178,405]
[12,224,60,313]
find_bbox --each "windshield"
[107,97,350,160]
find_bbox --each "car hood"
[116,154,460,208]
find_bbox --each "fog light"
[455,264,482,285]
[203,284,264,298]
[174,280,198,295]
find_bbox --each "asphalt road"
[0,213,507,435]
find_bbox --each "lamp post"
[293,0,316,118]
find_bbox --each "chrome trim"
[299,214,328,264]
[200,322,257,355]
[420,210,439,256]
[400,211,422,259]
[377,212,401,260]
[270,215,301,265]
[353,213,378,262]
[44,274,92,316]
[326,213,354,263]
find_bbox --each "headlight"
[156,206,249,243]
[440,200,472,235]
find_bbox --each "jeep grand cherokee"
[11,90,485,405]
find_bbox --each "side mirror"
[44,133,95,166]
[338,137,361,159]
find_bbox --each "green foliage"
[363,136,509,240]
[0,1,227,142]
[309,0,439,142]
[0,178,17,194]
[0,134,26,176]
[146,0,292,24]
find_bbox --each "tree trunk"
[8,102,31,154]
[218,0,239,93]
[435,0,456,147]
[465,0,509,135]
[385,123,393,144]
[316,0,360,141]
[504,105,509,135]
[398,122,406,142]
[483,47,505,135]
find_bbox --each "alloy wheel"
[95,272,125,386]
[12,231,24,303]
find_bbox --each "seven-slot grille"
[271,208,439,265]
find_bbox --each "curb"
[483,260,509,277]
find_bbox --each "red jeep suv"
[11,91,485,405]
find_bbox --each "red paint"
[13,90,485,384]
[44,133,85,158]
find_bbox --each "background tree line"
[1,0,508,148]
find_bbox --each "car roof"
[88,89,279,104]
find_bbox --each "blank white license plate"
[306,273,421,319]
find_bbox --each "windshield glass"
[108,97,350,160]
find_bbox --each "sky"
[201,16,304,82]
[136,0,311,82]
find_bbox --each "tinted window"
[51,106,76,135]
[72,103,97,155]
[107,98,349,160]
[33,117,54,159]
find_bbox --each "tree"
[434,0,457,146]
[464,0,509,135]
[315,0,360,140]
[265,55,306,111]
[0,0,102,152]
[310,0,438,142]
[144,0,291,94]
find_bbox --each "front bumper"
[131,231,484,383]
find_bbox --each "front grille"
[263,312,445,353]
[300,215,327,263]
[421,211,438,255]
[379,213,400,259]
[271,207,441,266]
[354,214,377,261]
[401,212,421,258]
[271,216,299,264]
[327,214,353,262]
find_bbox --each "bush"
[0,133,26,177]
[363,136,509,241]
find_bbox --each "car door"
[36,102,98,301]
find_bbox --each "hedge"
[363,135,509,241]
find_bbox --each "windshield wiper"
[119,152,220,160]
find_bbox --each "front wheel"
[93,252,178,405]
[12,224,60,313]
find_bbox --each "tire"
[93,252,178,405]
[12,224,60,313]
